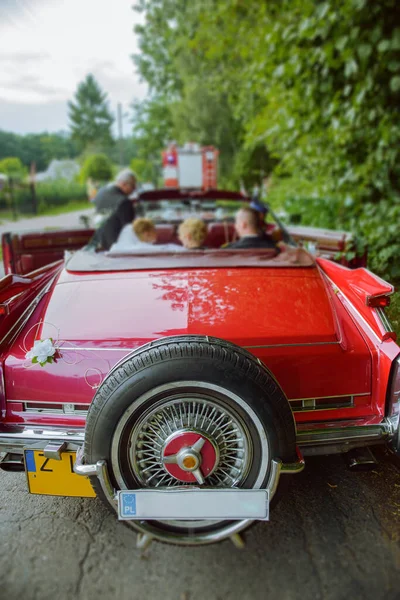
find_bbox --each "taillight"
[366,295,391,308]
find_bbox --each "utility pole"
[9,177,17,221]
[117,103,124,167]
[29,161,37,215]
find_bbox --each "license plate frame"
[118,488,269,521]
[24,449,96,497]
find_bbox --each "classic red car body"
[1,255,398,429]
[0,189,398,546]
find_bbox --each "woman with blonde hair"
[178,218,207,249]
[109,217,156,251]
[132,217,157,244]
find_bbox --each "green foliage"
[0,181,87,215]
[0,130,79,172]
[0,157,26,178]
[68,74,115,151]
[132,96,174,185]
[80,154,113,184]
[387,291,400,338]
[132,2,273,188]
[133,0,400,282]
[107,137,139,167]
[130,157,155,183]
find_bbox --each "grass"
[38,200,91,217]
[0,199,91,223]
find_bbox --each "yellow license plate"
[24,449,96,498]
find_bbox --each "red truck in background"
[162,143,219,190]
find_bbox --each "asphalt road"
[0,208,94,238]
[1,447,399,600]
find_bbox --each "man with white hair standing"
[90,169,137,250]
[93,169,137,214]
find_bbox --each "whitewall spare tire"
[84,335,296,545]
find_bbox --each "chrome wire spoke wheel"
[109,381,271,545]
[129,397,252,489]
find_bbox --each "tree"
[0,157,27,219]
[0,130,80,171]
[68,74,115,152]
[130,157,155,183]
[133,0,400,279]
[132,0,275,188]
[0,157,26,179]
[131,96,174,186]
[39,134,79,168]
[80,154,113,184]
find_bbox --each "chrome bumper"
[0,420,395,456]
[0,427,84,454]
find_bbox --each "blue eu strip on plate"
[25,450,36,473]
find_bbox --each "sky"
[0,0,147,135]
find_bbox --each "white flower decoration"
[25,338,57,366]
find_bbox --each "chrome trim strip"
[7,394,368,405]
[23,406,89,416]
[7,399,91,406]
[288,392,371,402]
[296,423,390,446]
[244,342,340,349]
[57,346,135,352]
[53,342,341,353]
[289,392,368,401]
[376,307,394,333]
[302,399,316,409]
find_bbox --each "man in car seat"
[225,207,278,250]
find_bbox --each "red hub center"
[162,431,218,483]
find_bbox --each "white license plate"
[118,488,269,521]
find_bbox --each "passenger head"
[115,169,137,196]
[235,206,261,238]
[132,218,157,244]
[178,218,207,249]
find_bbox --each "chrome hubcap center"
[161,430,218,484]
[176,448,201,472]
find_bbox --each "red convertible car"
[0,189,398,548]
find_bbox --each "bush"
[80,153,113,184]
[0,157,26,178]
[35,181,87,211]
[0,180,87,215]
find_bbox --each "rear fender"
[317,258,395,342]
[0,259,62,354]
[0,261,62,419]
